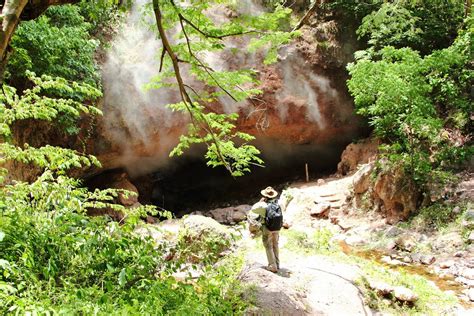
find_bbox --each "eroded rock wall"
[90,0,366,177]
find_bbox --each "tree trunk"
[0,0,29,82]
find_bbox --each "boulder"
[182,215,231,241]
[373,164,420,223]
[337,138,380,175]
[459,268,474,280]
[352,162,375,194]
[420,255,436,265]
[369,281,393,296]
[310,202,331,218]
[469,231,474,243]
[207,204,251,224]
[468,288,474,302]
[393,286,418,303]
[110,172,139,206]
[396,235,417,252]
[439,260,455,269]
[384,226,405,238]
[180,215,233,263]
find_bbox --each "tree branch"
[152,0,232,174]
[177,15,238,102]
[293,0,321,31]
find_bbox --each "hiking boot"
[265,265,278,273]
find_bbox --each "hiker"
[250,186,284,273]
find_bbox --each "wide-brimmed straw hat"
[261,186,278,198]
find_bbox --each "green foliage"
[408,202,468,230]
[324,0,384,21]
[357,259,457,314]
[329,0,465,54]
[283,228,337,255]
[357,3,423,50]
[6,5,100,86]
[149,0,298,176]
[1,72,102,139]
[347,15,473,187]
[0,70,248,314]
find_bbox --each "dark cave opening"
[141,141,348,216]
[85,140,350,217]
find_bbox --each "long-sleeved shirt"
[250,198,285,223]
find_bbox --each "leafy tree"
[6,5,100,87]
[0,73,246,314]
[328,0,466,55]
[357,0,465,54]
[347,14,473,188]
[0,1,301,313]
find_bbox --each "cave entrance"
[136,141,347,217]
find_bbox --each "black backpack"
[265,201,283,231]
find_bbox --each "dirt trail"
[239,176,376,315]
[241,241,372,315]
[239,175,474,315]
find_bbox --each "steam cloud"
[100,0,341,176]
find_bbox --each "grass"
[281,228,338,255]
[281,228,459,315]
[354,256,458,315]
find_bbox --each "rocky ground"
[193,170,474,315]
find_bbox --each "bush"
[6,5,100,86]
[347,15,473,190]
[0,75,248,314]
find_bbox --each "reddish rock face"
[91,1,366,176]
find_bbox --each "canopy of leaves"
[6,4,101,87]
[0,72,246,314]
[347,14,473,185]
[328,0,465,54]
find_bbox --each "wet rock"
[393,286,418,302]
[381,256,407,266]
[310,202,331,218]
[369,281,393,295]
[438,272,455,279]
[439,260,455,269]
